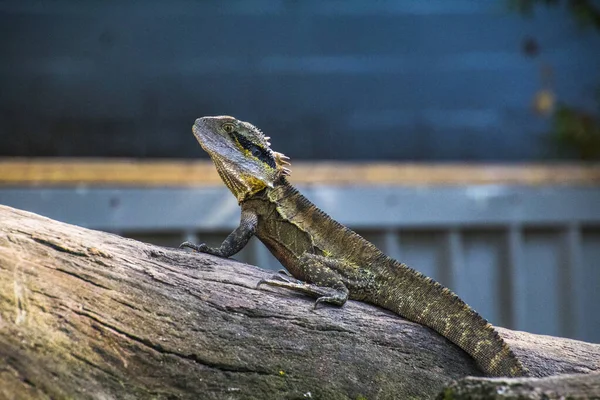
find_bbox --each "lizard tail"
[374,260,529,377]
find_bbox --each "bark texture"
[438,372,600,399]
[0,204,599,400]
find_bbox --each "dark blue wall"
[1,1,599,160]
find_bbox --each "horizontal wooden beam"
[1,158,599,187]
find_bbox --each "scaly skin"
[181,116,529,377]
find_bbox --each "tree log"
[0,204,598,400]
[438,372,600,399]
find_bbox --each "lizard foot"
[314,294,347,308]
[179,241,208,252]
[256,278,347,309]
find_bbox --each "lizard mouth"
[192,117,233,156]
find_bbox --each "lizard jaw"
[192,116,278,201]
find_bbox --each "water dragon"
[180,115,528,377]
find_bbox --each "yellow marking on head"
[233,174,269,202]
[242,148,275,170]
[230,137,245,152]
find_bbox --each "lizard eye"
[223,123,235,134]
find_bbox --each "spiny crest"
[239,120,271,149]
[239,119,292,177]
[274,151,291,176]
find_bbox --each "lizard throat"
[213,158,267,203]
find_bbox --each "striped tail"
[374,260,528,377]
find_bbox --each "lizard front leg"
[258,253,350,308]
[180,210,258,257]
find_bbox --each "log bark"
[0,204,599,400]
[439,372,600,399]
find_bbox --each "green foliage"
[551,101,600,160]
[510,0,600,30]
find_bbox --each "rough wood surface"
[0,204,599,400]
[1,158,600,187]
[439,372,600,399]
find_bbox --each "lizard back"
[245,178,528,377]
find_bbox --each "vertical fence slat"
[446,229,464,295]
[384,230,402,261]
[508,225,527,331]
[563,223,583,339]
[580,228,600,343]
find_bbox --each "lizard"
[180,115,529,378]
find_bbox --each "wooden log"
[0,205,599,399]
[439,372,600,399]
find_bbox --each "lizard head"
[192,116,290,203]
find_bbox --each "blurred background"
[1,1,599,342]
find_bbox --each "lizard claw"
[256,278,267,289]
[179,241,208,252]
[277,269,293,277]
[314,295,346,309]
[256,277,279,289]
[313,299,323,310]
